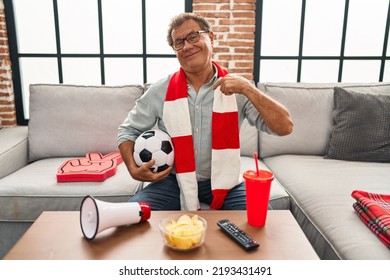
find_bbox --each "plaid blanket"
[352,190,390,249]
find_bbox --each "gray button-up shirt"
[118,69,273,181]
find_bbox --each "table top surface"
[4,210,319,260]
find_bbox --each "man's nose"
[182,39,193,50]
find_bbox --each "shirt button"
[195,128,199,133]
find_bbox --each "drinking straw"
[254,151,259,176]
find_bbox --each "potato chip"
[163,214,205,250]
[176,214,193,225]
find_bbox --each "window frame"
[254,0,390,84]
[4,0,193,125]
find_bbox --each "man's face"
[171,19,214,74]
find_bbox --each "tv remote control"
[217,219,259,251]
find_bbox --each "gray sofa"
[258,82,390,260]
[0,82,389,260]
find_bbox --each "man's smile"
[182,49,200,59]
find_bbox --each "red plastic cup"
[243,170,274,227]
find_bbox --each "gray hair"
[166,13,211,47]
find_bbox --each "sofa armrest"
[0,126,28,179]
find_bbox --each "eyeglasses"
[171,30,209,51]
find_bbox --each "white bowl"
[159,213,207,251]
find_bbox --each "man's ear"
[209,31,215,44]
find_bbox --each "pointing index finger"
[212,77,222,90]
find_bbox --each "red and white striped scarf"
[163,61,241,210]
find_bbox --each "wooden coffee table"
[3,210,319,260]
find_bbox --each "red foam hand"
[57,152,123,182]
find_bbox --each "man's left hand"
[212,75,254,96]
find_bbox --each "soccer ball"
[133,129,174,173]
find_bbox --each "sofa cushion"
[0,157,143,221]
[263,154,390,259]
[239,118,258,157]
[257,82,390,158]
[257,83,335,158]
[28,84,144,162]
[325,87,390,162]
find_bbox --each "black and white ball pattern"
[133,130,174,173]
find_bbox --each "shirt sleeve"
[237,94,277,135]
[117,81,166,146]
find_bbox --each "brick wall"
[0,0,256,126]
[193,0,256,80]
[0,1,16,127]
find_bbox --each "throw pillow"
[324,87,390,162]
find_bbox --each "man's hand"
[119,140,173,182]
[134,159,173,182]
[213,75,293,136]
[212,75,254,96]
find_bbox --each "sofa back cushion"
[257,82,390,158]
[28,84,144,162]
[240,118,258,157]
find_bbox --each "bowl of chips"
[159,214,207,251]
